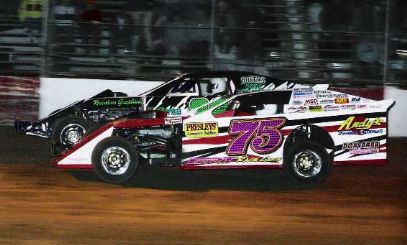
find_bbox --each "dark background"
[1,0,407,85]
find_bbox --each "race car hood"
[53,111,169,169]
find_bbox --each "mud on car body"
[15,71,307,154]
[52,87,394,185]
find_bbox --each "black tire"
[52,116,96,149]
[92,137,138,184]
[284,141,331,184]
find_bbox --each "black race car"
[15,71,301,154]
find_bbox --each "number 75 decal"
[226,118,286,156]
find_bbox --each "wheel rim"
[100,146,131,175]
[60,123,86,146]
[292,150,322,178]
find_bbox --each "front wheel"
[52,116,96,150]
[284,141,331,184]
[92,137,138,184]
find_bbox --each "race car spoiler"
[15,120,49,138]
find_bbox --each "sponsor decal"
[368,104,382,109]
[356,104,367,109]
[288,106,307,113]
[324,105,340,111]
[332,93,348,98]
[319,99,335,104]
[316,91,333,99]
[239,84,264,93]
[184,122,218,138]
[93,98,142,107]
[309,105,323,112]
[349,148,380,155]
[185,156,282,165]
[240,76,266,84]
[239,76,266,93]
[227,118,286,156]
[340,104,356,110]
[343,141,380,150]
[317,94,333,99]
[304,98,319,105]
[236,156,281,163]
[323,105,340,111]
[338,128,384,135]
[338,116,383,131]
[315,90,331,95]
[293,88,313,98]
[351,97,361,103]
[167,108,181,116]
[335,97,349,104]
[165,116,182,125]
[291,100,303,105]
[186,157,235,165]
[342,141,380,155]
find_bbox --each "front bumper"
[15,120,50,138]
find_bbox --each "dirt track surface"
[0,126,406,244]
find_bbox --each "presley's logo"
[184,122,218,138]
[338,116,383,131]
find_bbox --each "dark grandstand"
[0,0,406,85]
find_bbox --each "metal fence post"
[209,0,216,70]
[383,0,391,85]
[40,0,51,77]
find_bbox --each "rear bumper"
[15,120,50,138]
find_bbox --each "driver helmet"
[206,78,227,95]
[230,100,241,110]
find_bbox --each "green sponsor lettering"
[93,98,142,107]
[117,98,142,106]
[93,99,117,106]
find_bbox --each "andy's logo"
[338,116,383,131]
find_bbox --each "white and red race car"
[52,85,394,184]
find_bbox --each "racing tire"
[92,137,139,184]
[284,141,331,184]
[52,116,96,150]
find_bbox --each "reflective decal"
[227,118,286,156]
[184,156,281,165]
[188,98,209,113]
[188,97,228,115]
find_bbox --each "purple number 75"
[226,118,286,156]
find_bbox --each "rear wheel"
[92,137,138,184]
[284,141,331,184]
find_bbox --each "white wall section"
[385,86,407,137]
